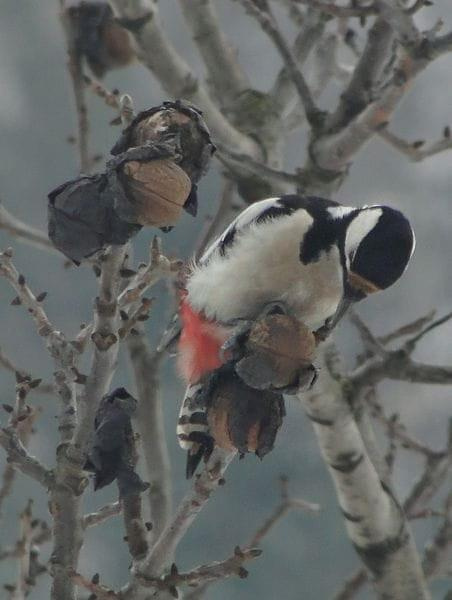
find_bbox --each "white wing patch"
[327,205,355,219]
[200,197,282,263]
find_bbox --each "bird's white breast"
[187,211,344,331]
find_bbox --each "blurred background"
[0,1,451,598]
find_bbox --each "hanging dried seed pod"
[48,101,214,262]
[64,1,134,78]
[207,370,285,458]
[234,314,317,392]
[48,172,141,264]
[84,387,149,497]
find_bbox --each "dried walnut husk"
[48,101,214,262]
[65,1,134,78]
[207,370,285,458]
[234,314,317,391]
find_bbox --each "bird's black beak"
[327,296,354,331]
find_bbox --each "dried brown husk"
[207,371,285,458]
[235,314,317,390]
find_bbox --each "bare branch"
[128,334,172,542]
[0,428,54,489]
[82,502,122,529]
[404,310,452,349]
[0,202,56,254]
[195,177,236,261]
[293,0,378,18]
[349,310,387,357]
[138,547,262,591]
[118,237,179,308]
[378,127,452,162]
[111,0,260,158]
[236,0,324,129]
[270,8,326,117]
[71,245,127,462]
[72,571,120,599]
[216,142,299,187]
[369,400,443,459]
[83,74,121,110]
[422,489,452,578]
[248,476,320,548]
[10,499,34,600]
[378,309,436,345]
[324,18,394,134]
[301,365,430,598]
[0,348,54,394]
[59,5,91,173]
[292,0,425,18]
[178,0,249,105]
[376,0,421,47]
[137,449,235,580]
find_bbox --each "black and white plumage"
[177,194,415,476]
[188,194,415,329]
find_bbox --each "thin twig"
[378,310,436,345]
[118,238,180,308]
[60,7,91,173]
[0,428,54,489]
[82,502,122,529]
[0,202,56,254]
[195,178,236,261]
[236,0,324,128]
[379,127,452,162]
[128,335,172,543]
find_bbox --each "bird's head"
[344,205,415,300]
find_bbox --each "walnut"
[234,314,317,391]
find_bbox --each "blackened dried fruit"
[48,173,141,264]
[84,387,149,497]
[65,1,134,78]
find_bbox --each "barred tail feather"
[177,382,214,478]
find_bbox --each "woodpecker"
[176,194,415,477]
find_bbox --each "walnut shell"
[121,159,191,226]
[236,314,316,390]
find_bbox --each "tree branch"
[236,0,324,129]
[378,127,452,161]
[128,335,172,543]
[0,201,56,254]
[301,367,430,598]
[111,0,260,158]
[270,8,326,117]
[178,0,249,106]
[135,449,235,582]
[59,3,91,173]
[83,502,122,529]
[0,428,54,489]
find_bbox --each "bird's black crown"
[350,206,415,291]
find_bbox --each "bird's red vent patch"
[178,299,230,383]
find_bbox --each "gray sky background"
[0,2,451,598]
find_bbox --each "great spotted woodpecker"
[176,194,415,477]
